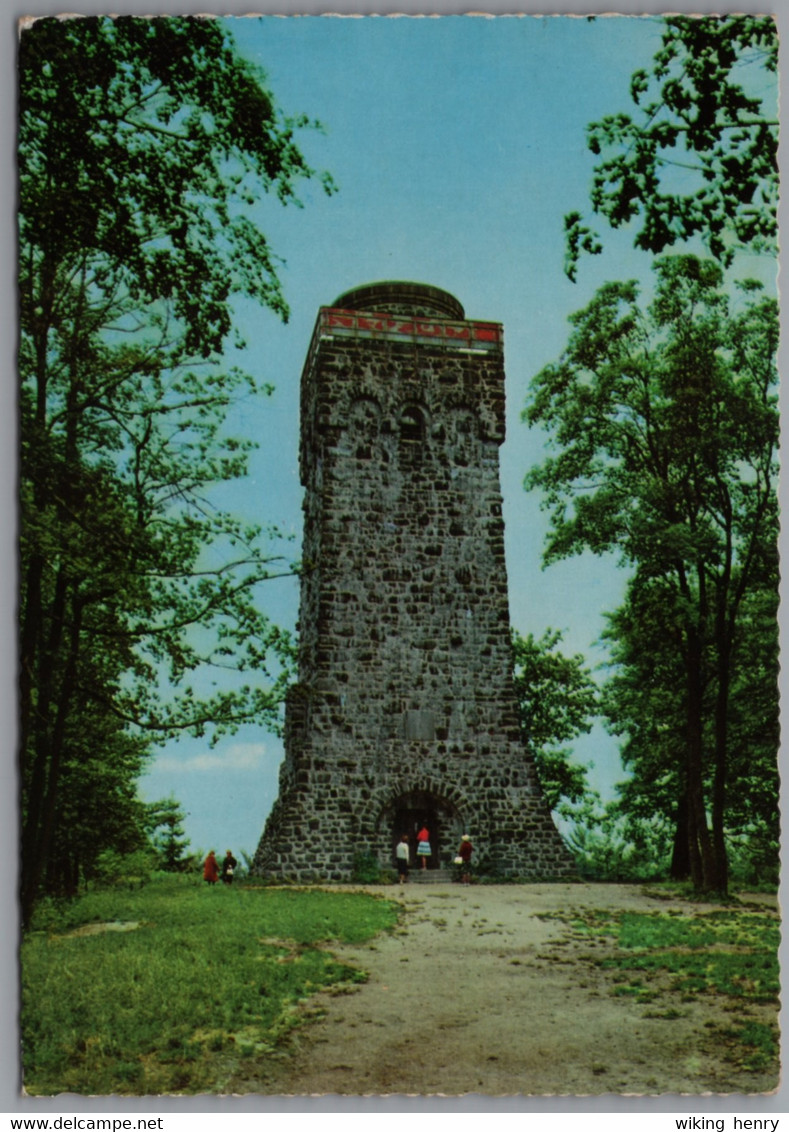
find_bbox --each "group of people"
[202,849,237,885]
[395,828,473,885]
[203,836,474,887]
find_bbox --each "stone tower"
[254,282,573,880]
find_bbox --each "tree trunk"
[21,593,83,927]
[684,627,716,891]
[711,624,732,895]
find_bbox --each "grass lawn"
[539,903,780,1078]
[22,876,399,1095]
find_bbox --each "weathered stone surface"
[254,282,574,881]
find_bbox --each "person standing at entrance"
[417,825,431,869]
[458,834,473,884]
[396,834,410,884]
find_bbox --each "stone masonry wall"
[254,284,575,881]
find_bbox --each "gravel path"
[231,882,779,1098]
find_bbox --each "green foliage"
[22,874,397,1094]
[601,572,779,885]
[38,731,153,898]
[725,831,779,892]
[511,628,599,814]
[145,796,192,872]
[19,17,334,337]
[551,905,779,1002]
[723,1022,778,1072]
[618,909,778,953]
[607,944,778,1003]
[90,848,156,889]
[525,254,779,894]
[351,850,385,884]
[563,813,671,883]
[565,15,778,279]
[18,16,333,922]
[598,909,780,1004]
[542,904,779,1083]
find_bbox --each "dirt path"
[231,883,778,1097]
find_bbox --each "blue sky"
[137,14,778,859]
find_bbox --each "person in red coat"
[203,850,219,885]
[458,835,473,885]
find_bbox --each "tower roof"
[333,281,465,321]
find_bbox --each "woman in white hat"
[458,834,473,885]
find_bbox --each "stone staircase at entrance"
[407,869,455,884]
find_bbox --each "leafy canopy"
[19,15,332,918]
[20,15,335,347]
[564,15,778,279]
[525,253,778,892]
[512,628,599,814]
[526,254,778,574]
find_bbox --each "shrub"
[351,850,383,884]
[90,848,155,890]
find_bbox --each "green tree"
[511,629,599,815]
[525,255,778,893]
[564,15,778,280]
[44,732,152,897]
[146,797,192,872]
[600,581,693,879]
[19,16,333,924]
[563,809,672,883]
[602,573,779,886]
[722,586,780,884]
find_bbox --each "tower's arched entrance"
[383,788,463,870]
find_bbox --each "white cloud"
[152,741,268,774]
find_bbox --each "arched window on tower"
[398,406,426,465]
[448,407,478,468]
[399,406,426,443]
[346,396,381,461]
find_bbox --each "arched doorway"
[385,788,463,870]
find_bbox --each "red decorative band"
[320,308,502,348]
